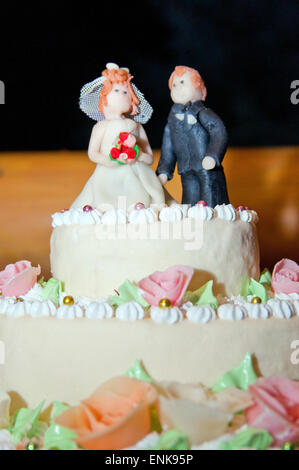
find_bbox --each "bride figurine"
[71,63,165,209]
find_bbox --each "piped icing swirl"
[85,301,114,319]
[52,208,101,227]
[217,304,247,321]
[51,204,258,227]
[115,301,145,321]
[101,209,127,225]
[245,302,271,319]
[214,204,237,222]
[187,205,214,221]
[128,207,157,224]
[57,304,84,319]
[185,305,216,323]
[159,204,186,222]
[267,299,295,319]
[150,306,183,324]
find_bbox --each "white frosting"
[293,300,299,316]
[5,301,27,317]
[239,210,253,223]
[0,298,10,314]
[215,204,236,222]
[27,300,57,317]
[126,432,160,450]
[56,304,83,319]
[20,283,43,302]
[186,305,216,323]
[128,207,157,224]
[115,301,145,321]
[267,299,295,319]
[275,292,299,301]
[159,204,185,222]
[150,306,183,324]
[101,208,127,225]
[187,205,214,221]
[52,208,101,227]
[85,301,114,319]
[0,430,15,450]
[217,303,247,321]
[245,302,271,319]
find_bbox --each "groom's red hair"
[169,66,207,101]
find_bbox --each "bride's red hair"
[98,68,140,115]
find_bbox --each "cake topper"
[156,65,229,207]
[72,63,165,210]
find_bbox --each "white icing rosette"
[245,302,271,319]
[101,208,127,225]
[159,204,186,222]
[115,301,145,321]
[0,298,10,315]
[293,300,299,316]
[85,301,114,319]
[217,303,247,321]
[0,430,16,450]
[150,306,183,324]
[239,210,254,223]
[5,301,28,317]
[186,305,216,324]
[20,283,44,302]
[128,207,157,224]
[57,304,84,319]
[267,299,295,319]
[27,299,57,317]
[214,204,236,222]
[187,205,214,221]
[52,208,101,227]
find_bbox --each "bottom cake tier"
[1,316,298,408]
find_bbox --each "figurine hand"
[158,173,168,185]
[138,153,153,165]
[202,156,216,170]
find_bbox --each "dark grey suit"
[156,100,229,207]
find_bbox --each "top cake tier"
[50,203,260,298]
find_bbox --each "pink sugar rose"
[0,260,41,297]
[271,258,299,294]
[245,376,299,446]
[138,265,194,307]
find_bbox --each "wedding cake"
[0,63,298,451]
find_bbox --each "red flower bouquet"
[109,132,139,165]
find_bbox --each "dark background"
[0,0,298,151]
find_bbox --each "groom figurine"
[157,66,229,207]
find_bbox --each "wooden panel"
[0,147,298,279]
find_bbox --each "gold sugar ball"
[251,296,262,304]
[159,298,172,309]
[0,290,2,296]
[63,295,74,306]
[26,441,39,450]
[16,297,24,302]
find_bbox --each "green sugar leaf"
[125,359,152,383]
[259,268,272,289]
[108,279,149,308]
[212,353,257,392]
[10,401,46,444]
[43,424,78,450]
[41,278,63,306]
[248,278,268,303]
[219,427,273,450]
[151,429,189,450]
[184,280,218,309]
